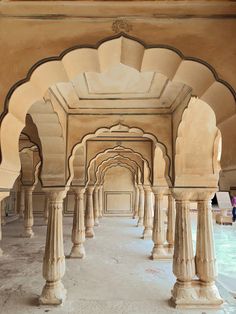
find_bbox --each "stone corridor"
[0,215,235,314]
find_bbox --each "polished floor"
[0,214,236,314]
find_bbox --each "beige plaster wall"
[103,166,134,214]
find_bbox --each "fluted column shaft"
[98,185,103,218]
[1,200,6,226]
[137,185,144,227]
[85,186,95,238]
[133,185,139,219]
[23,186,34,238]
[195,193,222,304]
[93,186,100,226]
[44,194,49,225]
[39,189,67,305]
[151,190,166,258]
[0,192,10,256]
[142,186,153,239]
[19,186,25,219]
[167,194,176,253]
[171,191,197,305]
[69,187,86,258]
[173,199,195,281]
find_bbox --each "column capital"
[87,185,95,194]
[172,187,217,201]
[152,186,168,196]
[73,186,86,195]
[43,187,69,201]
[143,185,152,192]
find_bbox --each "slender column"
[0,192,10,256]
[69,187,86,258]
[44,194,49,225]
[23,186,34,238]
[133,185,139,219]
[137,185,144,227]
[39,188,67,305]
[85,186,95,238]
[98,185,103,218]
[167,193,176,254]
[142,186,153,239]
[19,186,25,219]
[1,199,6,226]
[151,188,168,259]
[195,192,223,305]
[93,186,100,226]
[171,190,197,307]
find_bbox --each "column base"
[171,280,223,308]
[69,244,86,259]
[137,219,143,227]
[141,228,152,239]
[94,218,100,226]
[22,228,34,238]
[39,280,66,305]
[151,245,172,260]
[85,228,95,238]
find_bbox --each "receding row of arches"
[0,34,235,309]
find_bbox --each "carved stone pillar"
[167,193,176,254]
[142,186,153,239]
[171,189,197,307]
[39,188,67,305]
[0,192,10,256]
[137,185,144,227]
[19,186,25,219]
[23,186,34,238]
[44,194,49,225]
[151,188,169,259]
[69,187,86,259]
[133,185,139,219]
[93,186,100,226]
[195,191,223,306]
[85,186,95,238]
[98,185,103,218]
[1,200,6,226]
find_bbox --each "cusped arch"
[68,123,170,186]
[86,145,149,184]
[1,34,235,189]
[90,154,142,186]
[98,162,137,186]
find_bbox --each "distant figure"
[231,196,236,222]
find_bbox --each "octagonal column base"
[39,280,66,305]
[141,228,152,239]
[171,280,223,309]
[69,244,86,259]
[85,228,95,238]
[151,245,172,260]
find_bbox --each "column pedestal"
[151,188,170,259]
[69,187,86,259]
[142,186,153,239]
[19,186,25,219]
[93,186,100,226]
[171,190,197,307]
[133,185,139,219]
[23,186,34,238]
[195,193,223,306]
[39,188,67,305]
[85,186,95,238]
[0,192,10,256]
[137,185,144,227]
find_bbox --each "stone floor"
[0,214,236,314]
